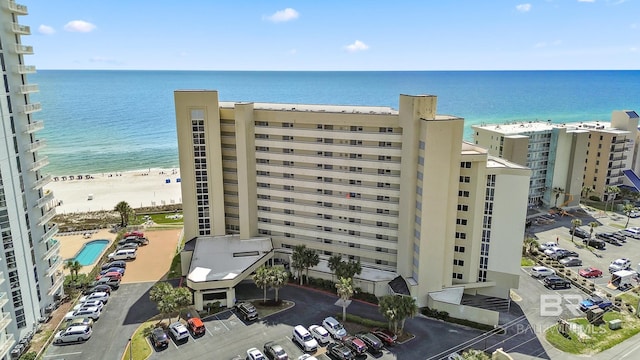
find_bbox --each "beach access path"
[44,168,183,214]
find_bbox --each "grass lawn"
[149,213,183,224]
[251,299,295,318]
[616,292,640,308]
[126,320,154,360]
[521,257,536,267]
[545,312,640,354]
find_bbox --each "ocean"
[30,70,640,176]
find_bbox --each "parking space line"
[171,337,179,349]
[215,314,230,331]
[43,352,83,358]
[204,324,214,337]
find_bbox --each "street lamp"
[128,338,132,360]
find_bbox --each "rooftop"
[220,101,398,115]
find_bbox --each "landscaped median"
[545,312,640,354]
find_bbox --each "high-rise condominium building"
[0,1,62,357]
[174,90,530,310]
[472,110,639,206]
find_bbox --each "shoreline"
[44,168,183,214]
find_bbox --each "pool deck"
[57,229,117,274]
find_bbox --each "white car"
[298,355,318,360]
[246,347,267,360]
[531,266,556,278]
[169,322,189,342]
[609,258,632,273]
[79,291,109,304]
[64,306,101,321]
[73,300,104,312]
[544,246,564,257]
[53,325,92,344]
[322,316,347,339]
[308,324,330,345]
[538,241,558,251]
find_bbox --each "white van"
[292,325,318,352]
[107,248,136,261]
[622,228,640,239]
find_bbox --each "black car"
[82,284,112,295]
[355,332,384,353]
[118,236,148,246]
[596,233,622,246]
[101,260,127,271]
[569,228,589,239]
[583,238,606,250]
[234,302,258,321]
[327,343,354,360]
[150,328,169,349]
[263,341,288,360]
[543,275,571,289]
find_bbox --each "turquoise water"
[73,239,110,266]
[29,70,640,175]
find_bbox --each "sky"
[22,0,640,71]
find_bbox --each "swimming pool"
[73,239,110,266]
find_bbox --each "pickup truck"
[579,295,612,311]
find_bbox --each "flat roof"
[187,235,273,282]
[220,101,398,115]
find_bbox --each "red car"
[370,328,397,346]
[579,267,603,278]
[95,272,122,281]
[342,336,367,355]
[124,230,144,238]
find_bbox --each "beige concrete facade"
[174,91,531,307]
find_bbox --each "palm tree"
[291,245,306,285]
[253,266,271,303]
[605,186,620,212]
[623,203,635,228]
[522,237,539,256]
[552,187,565,207]
[270,267,289,303]
[378,295,400,334]
[398,295,418,333]
[335,277,354,322]
[173,287,192,321]
[581,186,593,200]
[570,218,582,244]
[64,259,82,281]
[149,282,177,324]
[588,221,599,242]
[337,259,362,280]
[328,255,343,282]
[303,248,319,284]
[114,201,132,227]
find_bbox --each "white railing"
[0,334,15,360]
[45,256,62,277]
[28,139,46,153]
[36,190,54,208]
[15,64,35,74]
[42,239,60,261]
[22,102,41,114]
[11,22,30,34]
[0,293,7,309]
[0,312,11,333]
[41,223,58,244]
[14,44,33,54]
[37,207,56,226]
[48,275,64,295]
[7,0,27,14]
[33,174,52,190]
[30,156,49,172]
[19,83,38,94]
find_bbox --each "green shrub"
[353,292,379,304]
[342,313,387,328]
[589,195,601,202]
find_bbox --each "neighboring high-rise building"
[175,90,530,310]
[0,1,62,357]
[473,110,640,206]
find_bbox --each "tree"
[303,248,320,284]
[378,295,400,334]
[461,349,491,360]
[174,287,192,321]
[328,255,343,282]
[581,186,593,200]
[335,277,354,322]
[623,203,635,228]
[149,282,177,324]
[522,237,539,256]
[253,266,271,303]
[552,187,565,207]
[336,259,362,281]
[291,245,306,285]
[570,218,582,244]
[588,221,599,241]
[605,186,620,212]
[64,259,82,281]
[114,201,132,227]
[270,267,289,303]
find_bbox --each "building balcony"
[14,44,33,55]
[37,207,56,226]
[0,333,14,360]
[27,139,46,153]
[0,274,5,287]
[41,223,58,244]
[48,274,64,296]
[24,120,44,134]
[0,293,8,309]
[19,83,38,94]
[610,155,628,161]
[35,190,54,209]
[22,102,41,114]
[610,164,626,170]
[608,171,624,178]
[0,312,11,334]
[45,256,63,278]
[10,22,30,35]
[30,156,49,172]
[15,64,35,74]
[42,239,60,261]
[32,174,52,190]
[608,179,624,186]
[7,0,27,14]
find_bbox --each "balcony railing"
[33,174,52,190]
[45,256,63,277]
[48,275,64,296]
[28,139,46,153]
[19,83,38,94]
[41,223,58,244]
[37,207,56,226]
[610,155,628,161]
[7,0,27,14]
[30,156,49,172]
[42,239,60,261]
[0,274,5,287]
[0,333,14,360]
[0,293,7,309]
[14,44,33,55]
[22,102,41,114]
[11,22,30,34]
[24,120,44,134]
[15,64,35,74]
[0,312,11,333]
[36,190,54,208]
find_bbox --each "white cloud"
[516,3,532,12]
[289,49,297,55]
[344,40,369,53]
[64,20,96,33]
[631,47,638,52]
[264,8,299,23]
[577,0,595,3]
[89,56,119,64]
[38,25,55,35]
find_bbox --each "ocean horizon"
[30,70,640,176]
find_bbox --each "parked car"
[355,332,384,352]
[234,302,258,321]
[297,355,318,360]
[342,335,368,355]
[73,300,104,312]
[370,328,397,346]
[596,233,622,246]
[544,246,564,257]
[559,257,582,267]
[90,276,121,289]
[64,306,101,321]
[579,295,613,311]
[326,343,354,360]
[82,284,112,295]
[247,347,267,360]
[323,316,348,339]
[569,227,589,239]
[530,266,556,278]
[582,238,606,250]
[169,322,189,342]
[543,276,571,289]
[308,325,330,345]
[550,249,579,260]
[263,342,289,360]
[187,317,205,336]
[579,267,603,278]
[611,232,627,243]
[116,243,139,251]
[63,317,94,329]
[609,258,632,273]
[99,267,126,276]
[123,230,144,238]
[53,325,92,344]
[538,241,559,251]
[150,327,169,349]
[101,260,127,270]
[119,236,149,246]
[292,325,319,352]
[96,272,123,281]
[107,248,137,261]
[622,227,640,239]
[79,291,109,304]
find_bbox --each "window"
[455,232,466,239]
[454,246,465,253]
[458,190,470,197]
[453,259,464,266]
[459,176,471,183]
[457,204,469,211]
[456,218,467,225]
[452,273,463,280]
[461,162,472,168]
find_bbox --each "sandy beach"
[44,168,183,214]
